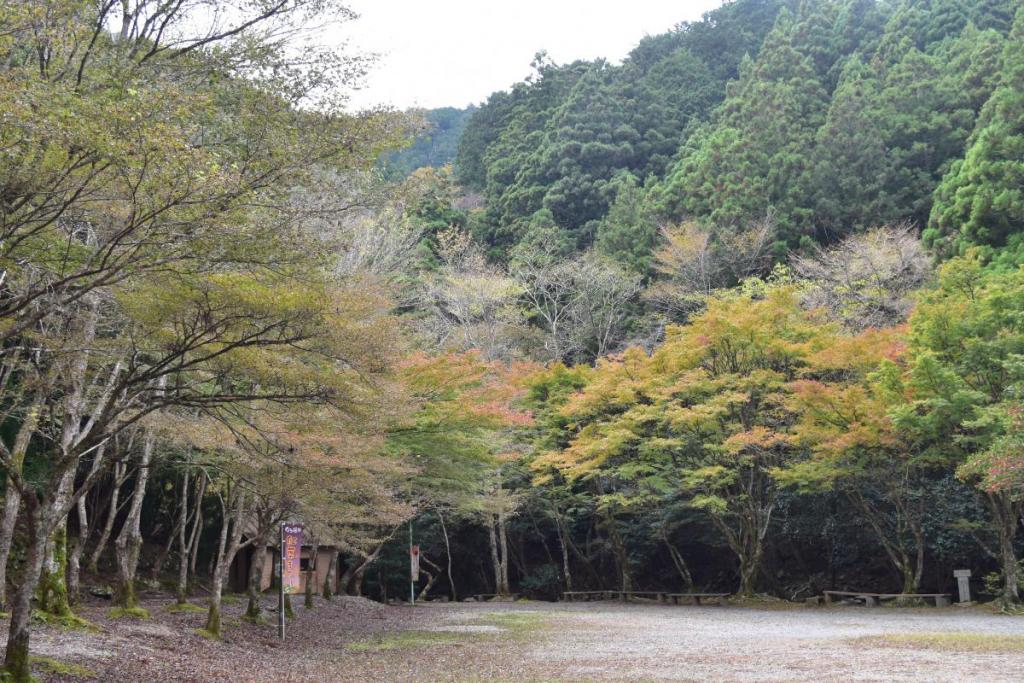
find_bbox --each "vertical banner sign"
[410,544,420,582]
[282,524,304,595]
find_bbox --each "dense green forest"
[381,106,476,179]
[456,0,1020,268]
[1,0,1023,679]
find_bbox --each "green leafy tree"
[536,285,833,595]
[882,256,1024,606]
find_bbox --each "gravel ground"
[10,594,1024,682]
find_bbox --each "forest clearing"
[14,597,1024,682]
[2,0,1024,680]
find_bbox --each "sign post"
[280,523,303,639]
[954,569,972,603]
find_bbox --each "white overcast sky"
[333,0,725,111]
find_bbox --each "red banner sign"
[410,544,420,581]
[282,524,303,595]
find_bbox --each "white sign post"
[954,569,972,603]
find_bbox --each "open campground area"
[15,596,1024,682]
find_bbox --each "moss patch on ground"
[194,628,222,641]
[30,656,96,679]
[854,632,1024,652]
[108,606,150,620]
[31,610,99,631]
[165,602,207,614]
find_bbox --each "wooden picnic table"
[822,590,951,607]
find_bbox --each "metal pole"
[409,520,415,605]
[278,522,285,640]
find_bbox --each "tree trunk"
[88,460,126,573]
[340,530,396,596]
[4,507,48,682]
[5,464,79,682]
[67,496,89,606]
[603,512,631,592]
[304,542,318,609]
[0,392,43,612]
[175,469,191,603]
[846,490,923,595]
[437,509,457,601]
[497,511,511,595]
[417,556,442,601]
[351,560,371,597]
[988,493,1021,606]
[114,430,155,609]
[204,485,248,638]
[245,543,268,621]
[659,523,693,592]
[149,510,181,582]
[37,521,72,617]
[186,471,208,584]
[553,513,573,592]
[487,516,502,594]
[322,551,336,600]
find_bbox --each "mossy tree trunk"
[114,429,155,609]
[487,516,503,595]
[175,468,191,604]
[204,483,248,638]
[0,392,43,613]
[37,521,72,617]
[67,496,90,606]
[4,505,48,683]
[989,493,1022,607]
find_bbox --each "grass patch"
[165,602,207,614]
[346,630,464,652]
[220,595,241,605]
[31,656,96,679]
[31,610,99,631]
[345,609,551,653]
[108,606,150,620]
[479,611,549,637]
[855,632,1024,652]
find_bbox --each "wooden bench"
[823,591,951,607]
[563,590,666,602]
[563,590,669,603]
[666,592,730,606]
[614,591,668,603]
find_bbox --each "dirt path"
[11,596,1024,681]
